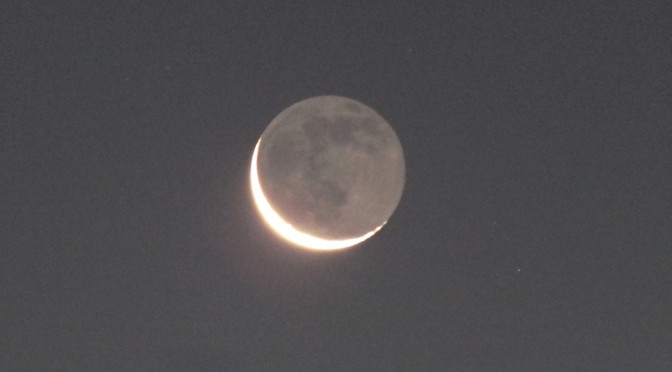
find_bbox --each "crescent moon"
[250,96,404,251]
[250,140,382,251]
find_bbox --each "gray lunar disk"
[251,95,405,250]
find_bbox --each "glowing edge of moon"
[250,140,384,251]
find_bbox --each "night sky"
[2,1,671,370]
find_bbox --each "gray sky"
[2,1,671,370]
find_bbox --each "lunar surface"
[251,95,405,250]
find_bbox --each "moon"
[250,95,405,251]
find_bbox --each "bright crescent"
[250,140,383,251]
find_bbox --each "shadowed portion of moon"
[255,95,405,244]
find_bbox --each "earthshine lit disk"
[250,96,405,251]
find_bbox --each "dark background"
[2,1,670,370]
